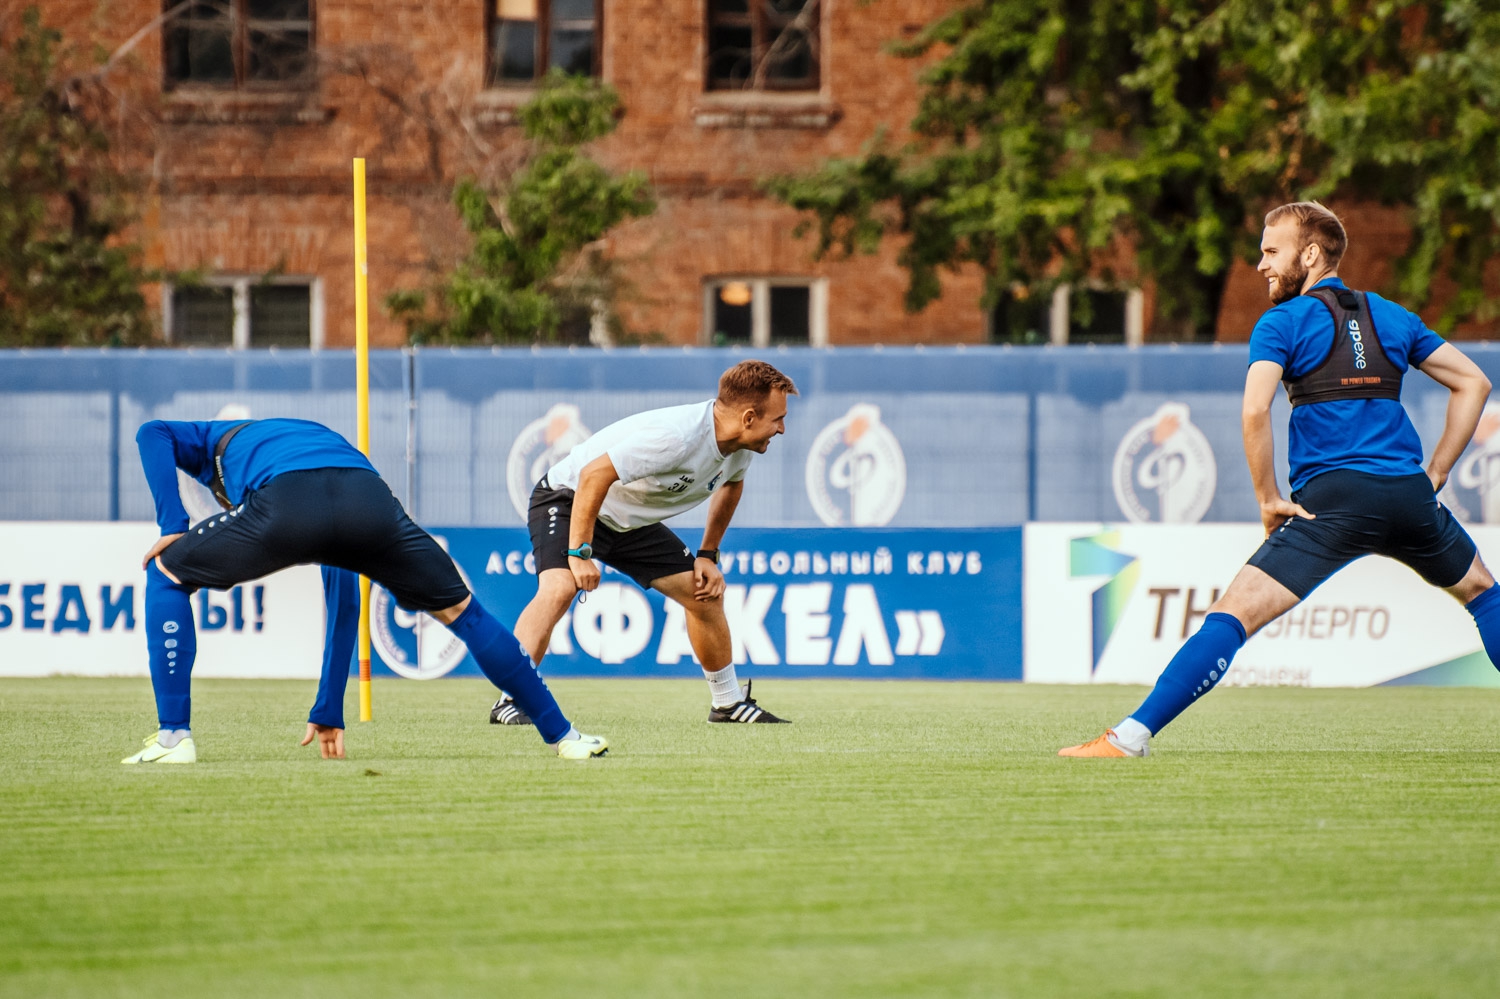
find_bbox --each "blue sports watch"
[566,543,594,560]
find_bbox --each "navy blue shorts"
[160,467,470,612]
[1247,469,1476,599]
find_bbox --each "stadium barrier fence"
[5,346,1500,686]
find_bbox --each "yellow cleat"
[552,731,608,760]
[1058,729,1146,758]
[121,731,197,765]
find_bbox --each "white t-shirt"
[546,400,753,531]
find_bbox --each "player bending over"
[490,359,797,726]
[123,417,607,764]
[1062,201,1500,757]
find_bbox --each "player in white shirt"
[490,360,798,725]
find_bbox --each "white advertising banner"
[0,523,326,678]
[1024,523,1500,688]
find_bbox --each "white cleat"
[121,731,197,765]
[552,731,608,760]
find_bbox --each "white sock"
[704,665,743,707]
[158,728,190,749]
[553,725,578,745]
[1111,718,1151,751]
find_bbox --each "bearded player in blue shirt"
[122,417,607,763]
[1062,201,1500,757]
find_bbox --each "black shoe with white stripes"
[707,680,789,724]
[489,693,532,726]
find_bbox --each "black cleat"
[707,680,790,724]
[489,693,532,726]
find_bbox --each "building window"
[164,1,315,90]
[706,0,820,92]
[705,278,827,346]
[165,278,322,348]
[989,285,1145,346]
[487,0,601,87]
[989,289,1051,346]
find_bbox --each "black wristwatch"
[696,548,719,564]
[566,543,594,560]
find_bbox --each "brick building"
[21,2,1495,348]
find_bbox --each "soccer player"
[122,417,607,763]
[490,359,797,726]
[1061,201,1500,757]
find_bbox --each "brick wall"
[23,2,1495,347]
[28,0,982,348]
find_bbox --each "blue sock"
[145,561,197,730]
[309,567,359,729]
[1129,611,1247,735]
[445,599,570,743]
[1465,583,1500,670]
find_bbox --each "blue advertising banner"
[367,527,1023,681]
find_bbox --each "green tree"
[768,0,1500,337]
[387,72,656,344]
[0,6,153,346]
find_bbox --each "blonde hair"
[717,360,798,410]
[1265,201,1348,267]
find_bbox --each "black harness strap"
[210,422,253,509]
[1283,288,1403,408]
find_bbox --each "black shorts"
[528,478,695,590]
[159,467,470,612]
[1247,469,1477,599]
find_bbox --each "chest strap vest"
[210,421,253,509]
[1283,288,1403,408]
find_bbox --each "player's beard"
[1268,257,1309,305]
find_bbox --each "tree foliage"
[767,0,1500,336]
[387,72,656,345]
[0,6,153,346]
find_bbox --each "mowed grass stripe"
[1,678,1499,998]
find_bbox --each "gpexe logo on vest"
[505,403,592,520]
[1111,402,1217,523]
[805,403,907,527]
[371,537,471,679]
[1348,318,1368,369]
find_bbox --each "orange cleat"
[1058,729,1146,758]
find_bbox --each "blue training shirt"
[136,418,375,533]
[1248,277,1446,491]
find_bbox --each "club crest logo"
[506,403,591,519]
[805,403,906,527]
[371,536,472,679]
[1112,403,1217,523]
[1445,401,1500,523]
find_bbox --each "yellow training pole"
[354,157,373,723]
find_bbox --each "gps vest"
[1283,287,1403,408]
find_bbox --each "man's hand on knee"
[569,556,600,592]
[693,558,725,601]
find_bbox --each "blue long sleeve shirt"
[136,418,375,533]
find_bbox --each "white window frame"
[1047,283,1144,347]
[702,276,828,347]
[987,283,1143,346]
[163,275,324,349]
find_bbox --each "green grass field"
[3,678,1500,998]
